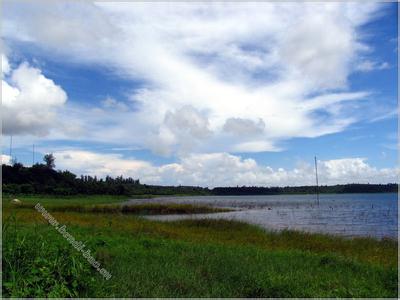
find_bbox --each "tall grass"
[4,206,397,267]
[2,219,397,297]
[2,194,128,207]
[2,214,93,297]
[2,195,398,297]
[12,202,230,215]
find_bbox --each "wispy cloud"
[355,60,390,72]
[2,2,385,156]
[369,109,397,123]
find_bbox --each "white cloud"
[2,2,385,155]
[369,109,397,123]
[101,97,129,111]
[148,105,212,155]
[53,150,399,187]
[1,154,12,165]
[55,150,152,179]
[2,54,10,75]
[355,60,390,72]
[2,54,68,136]
[232,141,278,153]
[319,158,375,182]
[223,118,266,136]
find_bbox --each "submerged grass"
[2,195,398,297]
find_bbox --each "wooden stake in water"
[314,156,320,205]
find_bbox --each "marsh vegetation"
[2,194,397,297]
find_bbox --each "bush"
[2,184,21,194]
[20,184,35,194]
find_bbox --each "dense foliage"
[212,184,398,195]
[2,161,397,196]
[2,163,209,196]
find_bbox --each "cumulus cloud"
[2,54,10,75]
[223,118,266,136]
[232,141,278,153]
[148,105,212,155]
[1,154,12,165]
[2,2,386,154]
[55,150,152,178]
[53,150,399,187]
[2,54,67,136]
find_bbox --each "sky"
[1,1,398,187]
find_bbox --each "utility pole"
[314,156,319,205]
[32,144,35,165]
[9,135,13,159]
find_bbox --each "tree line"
[2,154,210,196]
[2,154,397,196]
[212,184,398,195]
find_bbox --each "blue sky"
[1,2,398,186]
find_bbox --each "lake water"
[124,193,398,239]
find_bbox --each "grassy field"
[2,194,398,297]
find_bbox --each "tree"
[43,153,55,169]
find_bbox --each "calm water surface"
[124,193,398,239]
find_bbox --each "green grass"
[2,194,128,207]
[4,194,230,215]
[2,193,208,207]
[2,195,398,297]
[52,203,230,214]
[13,202,230,215]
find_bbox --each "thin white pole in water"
[314,156,320,205]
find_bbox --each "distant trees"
[2,157,210,196]
[43,153,55,169]
[212,184,398,195]
[1,154,397,196]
